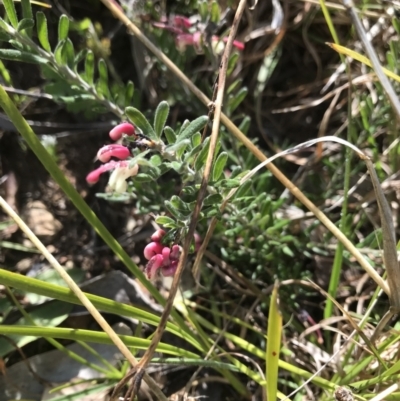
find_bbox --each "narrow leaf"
[61,38,75,67]
[210,1,220,23]
[164,126,176,144]
[58,15,69,41]
[0,49,48,64]
[97,59,110,98]
[212,151,228,181]
[36,12,51,52]
[125,107,156,139]
[191,132,201,147]
[266,281,282,401]
[21,0,33,20]
[124,80,134,107]
[328,43,400,84]
[3,0,18,29]
[155,216,177,228]
[194,138,210,171]
[177,115,209,141]
[203,193,223,206]
[84,50,94,85]
[228,87,248,113]
[154,101,169,139]
[17,18,34,33]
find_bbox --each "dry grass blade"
[0,197,168,401]
[341,0,400,120]
[362,158,399,309]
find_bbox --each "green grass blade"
[266,281,282,401]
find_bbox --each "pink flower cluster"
[86,123,138,193]
[144,229,202,279]
[144,229,181,279]
[153,14,244,53]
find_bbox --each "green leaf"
[84,50,94,84]
[164,126,176,144]
[228,87,248,113]
[177,116,209,141]
[216,178,241,188]
[154,101,169,139]
[178,119,190,135]
[58,15,70,41]
[97,59,110,98]
[54,39,65,65]
[3,0,18,29]
[9,39,27,51]
[36,12,51,52]
[170,195,191,213]
[194,138,210,171]
[124,80,134,107]
[155,216,177,228]
[238,116,251,135]
[227,53,239,76]
[74,48,87,65]
[125,107,156,139]
[61,38,75,67]
[165,201,190,220]
[203,193,223,206]
[0,49,48,64]
[234,179,252,199]
[21,0,33,20]
[165,139,190,155]
[17,18,34,33]
[150,154,162,167]
[191,132,201,147]
[212,151,228,181]
[134,173,155,182]
[199,0,208,21]
[210,1,220,23]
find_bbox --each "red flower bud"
[109,123,136,141]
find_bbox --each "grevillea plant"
[0,0,302,286]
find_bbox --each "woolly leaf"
[3,0,18,29]
[58,15,69,41]
[0,49,47,64]
[125,107,156,139]
[97,59,110,98]
[210,1,220,23]
[155,216,178,229]
[61,38,75,68]
[212,151,228,181]
[17,18,34,33]
[203,193,223,206]
[177,116,208,141]
[164,126,176,144]
[154,101,169,139]
[194,137,210,171]
[124,81,134,107]
[21,0,33,21]
[84,50,94,85]
[228,87,248,113]
[36,12,51,52]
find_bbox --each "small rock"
[23,200,62,238]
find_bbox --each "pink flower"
[144,241,165,260]
[97,144,131,163]
[144,230,201,279]
[109,123,136,141]
[173,15,192,29]
[86,160,139,193]
[176,32,202,52]
[212,35,245,52]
